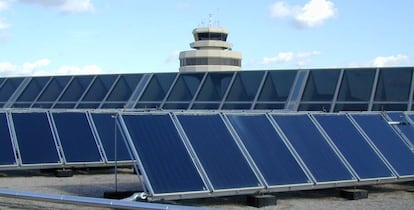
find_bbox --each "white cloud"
[262,51,320,67]
[0,0,10,30]
[263,52,294,64]
[55,64,102,75]
[0,59,51,76]
[371,54,411,67]
[0,59,103,76]
[0,1,9,11]
[269,0,337,29]
[0,20,9,30]
[269,2,297,18]
[18,0,95,13]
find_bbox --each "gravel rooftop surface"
[1,168,414,209]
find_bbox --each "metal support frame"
[368,68,380,111]
[330,68,345,113]
[250,70,269,110]
[0,188,204,210]
[285,70,309,111]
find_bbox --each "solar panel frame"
[174,112,265,193]
[312,113,396,181]
[118,112,210,200]
[270,113,357,185]
[224,112,313,191]
[0,112,18,169]
[9,111,63,167]
[88,111,134,164]
[50,111,105,165]
[349,112,414,178]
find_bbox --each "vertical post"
[112,114,118,192]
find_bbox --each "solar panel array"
[1,110,414,200]
[1,66,414,201]
[0,111,133,170]
[0,67,413,112]
[117,111,414,200]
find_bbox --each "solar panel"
[52,112,103,163]
[11,112,61,165]
[388,112,414,147]
[226,114,311,187]
[90,113,133,162]
[0,113,17,166]
[313,114,395,180]
[176,114,263,190]
[350,114,414,177]
[271,114,355,183]
[121,113,208,195]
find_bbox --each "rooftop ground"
[1,168,414,209]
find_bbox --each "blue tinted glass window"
[37,77,71,102]
[12,112,60,164]
[177,114,261,189]
[337,69,376,101]
[82,75,117,102]
[191,103,221,110]
[138,73,177,102]
[227,114,310,186]
[258,71,297,101]
[221,103,252,110]
[375,68,412,101]
[166,73,204,101]
[0,78,24,102]
[53,112,102,163]
[226,71,264,101]
[372,103,408,111]
[351,114,414,176]
[0,113,16,165]
[122,114,206,194]
[272,114,354,182]
[91,113,132,161]
[59,76,94,102]
[334,103,368,112]
[314,114,394,179]
[298,103,331,111]
[106,75,142,101]
[16,77,50,102]
[254,103,285,110]
[195,72,233,101]
[301,69,340,101]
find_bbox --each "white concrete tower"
[179,25,242,72]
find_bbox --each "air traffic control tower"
[179,26,242,72]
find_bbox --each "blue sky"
[0,0,413,76]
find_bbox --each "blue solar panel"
[351,114,414,176]
[177,114,262,190]
[52,112,102,163]
[121,114,207,194]
[227,114,311,186]
[12,112,61,165]
[314,114,394,179]
[90,113,133,162]
[0,113,16,166]
[272,114,355,183]
[388,112,414,146]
